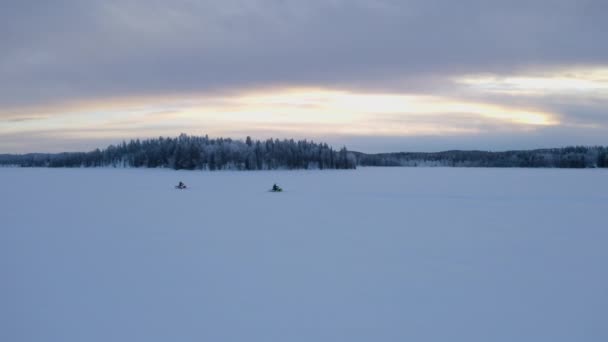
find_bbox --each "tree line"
[352,146,608,168]
[2,135,607,169]
[0,134,356,170]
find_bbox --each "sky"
[1,0,607,153]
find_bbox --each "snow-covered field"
[1,167,607,342]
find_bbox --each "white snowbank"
[1,167,607,341]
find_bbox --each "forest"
[353,146,608,168]
[1,134,607,169]
[0,134,356,170]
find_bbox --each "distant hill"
[1,135,607,169]
[351,146,608,168]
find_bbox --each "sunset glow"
[0,87,560,152]
[457,67,608,96]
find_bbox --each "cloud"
[456,66,608,97]
[1,0,608,152]
[0,87,563,153]
[2,0,608,108]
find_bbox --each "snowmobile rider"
[176,181,186,189]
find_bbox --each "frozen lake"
[1,167,607,341]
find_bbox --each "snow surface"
[1,167,607,342]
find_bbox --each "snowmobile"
[175,181,187,190]
[270,184,283,192]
